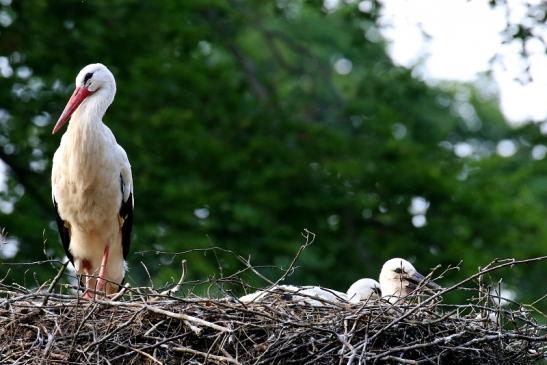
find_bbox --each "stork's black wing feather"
[53,197,73,265]
[119,175,133,260]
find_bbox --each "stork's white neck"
[71,86,115,130]
[64,86,115,167]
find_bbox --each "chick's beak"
[408,271,441,290]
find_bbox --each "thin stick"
[273,229,315,286]
[172,346,241,365]
[41,260,69,306]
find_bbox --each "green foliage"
[0,1,545,309]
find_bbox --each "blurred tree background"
[0,1,545,308]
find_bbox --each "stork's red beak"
[52,87,92,134]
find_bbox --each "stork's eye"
[83,72,93,84]
[394,267,403,274]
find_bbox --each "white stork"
[239,285,348,306]
[379,258,440,303]
[51,63,133,298]
[346,278,381,304]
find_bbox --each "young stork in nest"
[240,279,382,306]
[346,278,381,304]
[379,258,440,303]
[239,285,349,306]
[51,63,133,298]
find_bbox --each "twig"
[273,229,315,286]
[83,308,145,352]
[41,260,69,306]
[172,346,241,365]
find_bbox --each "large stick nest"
[0,274,545,364]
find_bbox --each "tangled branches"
[0,286,545,364]
[0,257,546,364]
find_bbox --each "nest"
[1,235,546,365]
[0,278,545,364]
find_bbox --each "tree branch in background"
[227,44,271,103]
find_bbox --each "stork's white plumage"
[346,278,381,304]
[51,63,133,298]
[239,285,348,306]
[379,258,440,303]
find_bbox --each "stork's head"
[346,278,381,304]
[52,63,116,134]
[379,258,440,302]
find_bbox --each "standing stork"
[51,63,133,298]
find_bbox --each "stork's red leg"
[95,246,110,295]
[82,277,93,299]
[82,269,93,299]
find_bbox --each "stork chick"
[379,258,440,303]
[51,63,133,298]
[239,285,348,306]
[346,278,381,304]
